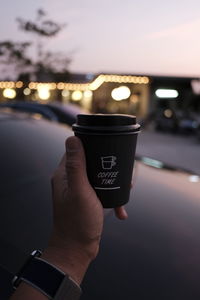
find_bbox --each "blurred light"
[82,90,93,109]
[31,113,43,120]
[155,89,179,98]
[138,77,143,84]
[143,76,149,84]
[29,82,36,89]
[189,175,200,183]
[142,157,164,169]
[83,90,93,98]
[57,82,65,90]
[164,109,173,118]
[191,79,200,95]
[37,86,50,100]
[62,90,70,98]
[111,86,131,101]
[3,88,16,99]
[6,82,15,88]
[83,90,93,108]
[89,75,105,90]
[130,95,139,104]
[50,83,57,90]
[63,83,90,91]
[16,81,23,88]
[23,88,31,96]
[72,90,82,101]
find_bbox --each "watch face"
[12,252,81,300]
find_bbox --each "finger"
[52,154,67,188]
[130,180,133,189]
[114,206,128,220]
[65,136,89,190]
[58,153,66,168]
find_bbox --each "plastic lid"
[76,114,137,126]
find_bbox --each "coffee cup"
[72,114,140,208]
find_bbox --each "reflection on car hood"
[136,155,200,177]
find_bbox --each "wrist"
[41,244,91,285]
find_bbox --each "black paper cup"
[72,114,140,208]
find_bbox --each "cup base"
[94,188,130,208]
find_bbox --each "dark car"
[0,100,86,126]
[0,110,200,299]
[154,108,179,133]
[154,108,200,137]
[178,112,200,135]
[46,101,88,126]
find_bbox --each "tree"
[0,9,71,82]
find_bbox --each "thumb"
[65,136,89,190]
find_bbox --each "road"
[136,128,200,175]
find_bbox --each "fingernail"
[66,137,80,152]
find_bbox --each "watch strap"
[54,276,81,300]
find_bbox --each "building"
[0,73,199,119]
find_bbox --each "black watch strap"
[12,250,82,300]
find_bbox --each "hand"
[10,136,128,299]
[43,136,128,284]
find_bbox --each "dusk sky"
[1,0,200,77]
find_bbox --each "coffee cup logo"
[101,156,117,170]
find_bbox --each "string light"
[0,75,150,98]
[16,81,23,88]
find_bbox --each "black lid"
[76,114,137,126]
[73,114,140,134]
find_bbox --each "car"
[0,110,200,299]
[45,101,88,126]
[0,101,58,122]
[154,108,200,137]
[0,100,87,126]
[178,112,200,135]
[154,108,179,133]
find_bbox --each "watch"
[12,250,82,300]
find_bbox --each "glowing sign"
[155,89,179,99]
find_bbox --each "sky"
[1,0,200,77]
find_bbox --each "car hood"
[0,111,200,299]
[82,161,200,299]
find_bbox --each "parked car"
[178,112,200,135]
[0,110,200,299]
[0,100,87,126]
[154,108,200,136]
[154,108,179,133]
[46,101,88,126]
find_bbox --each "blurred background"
[0,0,200,173]
[1,3,200,299]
